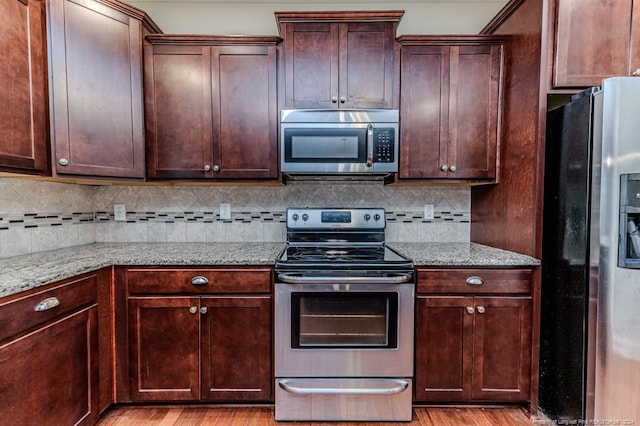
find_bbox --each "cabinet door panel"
[128,297,200,401]
[201,296,272,401]
[448,44,500,179]
[48,0,145,178]
[399,45,449,178]
[472,297,531,401]
[284,22,339,109]
[415,296,473,401]
[340,22,396,109]
[0,307,98,426]
[0,0,48,173]
[145,45,213,179]
[213,46,277,178]
[554,0,634,87]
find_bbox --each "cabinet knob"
[213,165,220,172]
[466,306,475,314]
[34,297,61,312]
[476,306,486,314]
[465,276,484,286]
[340,96,346,103]
[441,165,448,172]
[632,69,640,76]
[200,307,208,315]
[191,276,209,286]
[332,96,338,103]
[449,165,457,172]
[204,165,211,172]
[58,158,69,166]
[189,306,198,314]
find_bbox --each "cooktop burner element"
[275,208,413,271]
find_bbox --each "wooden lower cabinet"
[128,294,272,402]
[414,268,534,403]
[0,306,99,426]
[415,295,532,402]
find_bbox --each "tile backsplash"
[0,177,470,258]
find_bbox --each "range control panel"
[286,208,386,230]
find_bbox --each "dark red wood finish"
[145,36,279,180]
[398,37,504,181]
[201,296,272,401]
[553,0,639,89]
[415,269,533,403]
[277,11,401,109]
[0,0,48,174]
[47,0,154,178]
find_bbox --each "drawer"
[126,268,272,294]
[417,269,532,294]
[0,274,98,342]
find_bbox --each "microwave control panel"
[373,128,395,162]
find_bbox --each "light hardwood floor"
[97,406,535,425]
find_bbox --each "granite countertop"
[0,242,539,299]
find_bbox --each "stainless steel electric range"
[274,207,415,422]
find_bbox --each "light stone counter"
[0,242,539,299]
[390,242,540,267]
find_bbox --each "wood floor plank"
[98,406,534,425]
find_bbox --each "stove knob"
[302,213,309,222]
[364,213,371,221]
[292,213,299,222]
[374,213,381,221]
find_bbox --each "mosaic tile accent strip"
[92,210,470,224]
[0,212,95,230]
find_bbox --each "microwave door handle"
[366,124,374,167]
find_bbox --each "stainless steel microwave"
[280,109,399,177]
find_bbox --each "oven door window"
[283,128,366,163]
[291,292,398,348]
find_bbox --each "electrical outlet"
[114,204,126,222]
[423,204,434,220]
[219,203,231,220]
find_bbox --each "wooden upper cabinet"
[145,36,279,180]
[276,11,402,109]
[0,0,48,174]
[398,37,504,181]
[47,0,160,179]
[552,0,640,88]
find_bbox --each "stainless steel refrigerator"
[540,76,640,423]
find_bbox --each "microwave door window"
[291,135,359,159]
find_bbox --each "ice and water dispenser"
[619,173,640,267]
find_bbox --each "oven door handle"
[278,379,409,396]
[277,272,412,284]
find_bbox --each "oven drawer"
[275,378,412,421]
[126,268,271,294]
[417,268,532,294]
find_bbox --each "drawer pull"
[465,276,484,286]
[34,297,61,312]
[191,276,209,286]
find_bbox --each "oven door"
[274,280,414,378]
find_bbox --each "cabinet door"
[554,0,635,88]
[128,297,201,401]
[0,0,48,173]
[201,296,272,401]
[399,45,449,178]
[144,45,213,179]
[415,296,473,401]
[282,22,339,109]
[212,46,278,178]
[472,297,532,401]
[339,22,397,109]
[0,307,98,426]
[48,0,145,178]
[447,44,501,179]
